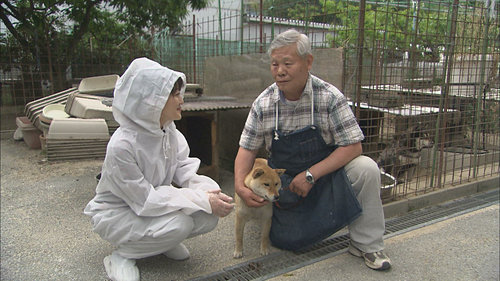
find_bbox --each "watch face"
[306,174,314,184]
[305,169,314,184]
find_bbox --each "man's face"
[270,43,313,100]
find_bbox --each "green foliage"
[0,0,210,92]
[454,2,500,54]
[262,0,455,60]
[110,0,209,33]
[262,0,498,61]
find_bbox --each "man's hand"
[235,184,268,208]
[234,147,265,208]
[288,171,313,197]
[207,190,234,217]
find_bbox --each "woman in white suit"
[84,57,234,281]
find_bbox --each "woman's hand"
[207,190,234,217]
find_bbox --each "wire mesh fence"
[1,0,498,200]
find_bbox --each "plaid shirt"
[239,74,364,152]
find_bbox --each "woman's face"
[160,85,183,127]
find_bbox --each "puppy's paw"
[233,250,243,259]
[260,247,270,256]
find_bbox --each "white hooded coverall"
[84,58,219,259]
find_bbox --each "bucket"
[380,171,396,199]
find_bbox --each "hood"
[112,57,186,134]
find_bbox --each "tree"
[0,0,210,93]
[261,0,452,60]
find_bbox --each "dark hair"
[172,78,184,94]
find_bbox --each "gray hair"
[268,29,312,58]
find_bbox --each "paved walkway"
[268,204,499,281]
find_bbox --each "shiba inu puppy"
[233,158,285,258]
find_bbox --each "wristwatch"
[305,169,315,185]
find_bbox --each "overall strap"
[310,89,315,125]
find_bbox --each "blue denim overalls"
[268,94,362,251]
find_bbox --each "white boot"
[103,252,140,281]
[163,243,190,261]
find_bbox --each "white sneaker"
[163,243,190,261]
[348,243,392,271]
[103,252,140,281]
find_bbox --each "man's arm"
[288,142,362,197]
[310,141,362,180]
[234,147,268,207]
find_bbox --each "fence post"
[304,0,309,35]
[270,0,275,41]
[430,0,459,188]
[218,0,224,55]
[473,0,493,178]
[260,0,263,53]
[44,20,54,95]
[240,0,244,55]
[354,0,367,119]
[193,15,197,84]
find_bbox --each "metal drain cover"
[189,189,499,281]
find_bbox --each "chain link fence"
[1,0,498,200]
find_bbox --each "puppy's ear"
[274,169,286,176]
[252,168,265,179]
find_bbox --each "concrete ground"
[269,204,499,281]
[1,109,499,281]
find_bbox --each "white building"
[184,0,337,48]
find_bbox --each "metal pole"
[193,15,197,83]
[305,0,309,35]
[44,20,54,95]
[355,0,367,119]
[430,0,459,188]
[240,0,244,55]
[260,0,263,53]
[271,0,275,40]
[218,0,224,55]
[473,0,493,177]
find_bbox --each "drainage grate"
[384,189,499,238]
[189,189,499,281]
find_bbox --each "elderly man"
[234,29,391,271]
